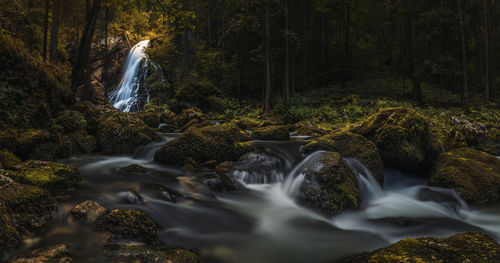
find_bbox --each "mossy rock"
[429,148,500,205]
[13,160,82,195]
[54,110,87,133]
[0,150,21,169]
[0,201,21,254]
[97,110,160,154]
[10,244,72,263]
[0,183,56,233]
[303,132,384,184]
[174,108,206,128]
[96,209,158,243]
[0,129,55,161]
[233,117,260,130]
[298,152,359,215]
[350,107,440,172]
[294,123,332,136]
[251,126,290,141]
[119,164,149,175]
[342,232,500,263]
[155,123,250,167]
[103,243,200,263]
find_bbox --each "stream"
[27,133,500,263]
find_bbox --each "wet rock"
[429,147,500,205]
[158,123,176,133]
[350,107,440,172]
[200,163,237,192]
[96,209,158,243]
[417,187,459,204]
[233,117,260,130]
[10,244,72,263]
[303,132,384,184]
[0,150,21,170]
[341,232,500,262]
[298,152,359,215]
[53,110,87,133]
[251,126,290,141]
[118,164,149,175]
[13,160,82,195]
[294,123,332,136]
[103,243,200,263]
[174,108,206,128]
[0,170,14,186]
[0,202,21,254]
[0,129,57,161]
[449,116,487,145]
[71,201,107,223]
[0,183,56,233]
[154,123,250,167]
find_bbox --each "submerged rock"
[298,152,359,215]
[430,147,500,205]
[71,200,107,223]
[103,243,200,263]
[342,232,500,262]
[251,126,290,141]
[13,160,82,195]
[118,164,149,175]
[350,107,440,172]
[96,209,158,243]
[10,244,72,263]
[303,132,384,184]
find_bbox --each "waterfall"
[109,40,151,112]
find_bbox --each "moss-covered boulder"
[298,152,359,215]
[293,123,332,136]
[0,129,57,161]
[96,209,158,243]
[0,150,21,170]
[97,111,160,154]
[53,110,88,133]
[0,202,21,254]
[303,132,384,183]
[174,108,206,129]
[350,107,440,172]
[429,148,500,205]
[12,160,82,196]
[342,232,500,263]
[103,244,200,263]
[251,126,290,141]
[0,183,56,233]
[233,117,260,130]
[154,123,251,167]
[118,164,149,175]
[10,244,72,263]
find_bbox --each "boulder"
[53,110,88,133]
[0,202,21,254]
[298,152,359,215]
[0,170,14,186]
[103,243,200,263]
[303,132,384,183]
[96,209,158,243]
[71,201,107,223]
[251,126,290,141]
[10,244,72,263]
[118,164,149,175]
[342,232,500,263]
[13,161,82,196]
[350,107,440,172]
[0,129,56,161]
[0,150,21,170]
[429,147,500,205]
[174,108,206,129]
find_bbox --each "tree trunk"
[103,0,109,98]
[183,0,190,76]
[489,0,496,101]
[484,0,490,101]
[410,12,423,102]
[458,0,469,104]
[49,0,60,63]
[71,0,102,97]
[42,0,49,62]
[264,0,272,113]
[284,0,290,109]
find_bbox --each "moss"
[119,164,148,175]
[251,126,290,141]
[0,183,56,233]
[354,232,500,263]
[0,129,55,161]
[293,122,332,136]
[103,243,201,263]
[96,209,158,243]
[0,202,21,254]
[0,150,21,169]
[155,123,249,167]
[54,110,87,132]
[303,132,384,183]
[9,244,72,263]
[429,148,500,205]
[298,152,359,215]
[13,160,82,196]
[233,117,260,130]
[350,107,440,172]
[174,108,206,128]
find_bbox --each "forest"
[0,0,500,262]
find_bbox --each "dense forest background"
[0,0,499,124]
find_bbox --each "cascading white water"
[109,40,151,112]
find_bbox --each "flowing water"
[29,135,500,263]
[109,40,151,112]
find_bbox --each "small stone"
[71,200,107,223]
[0,169,14,186]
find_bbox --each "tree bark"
[284,0,290,109]
[103,0,109,98]
[264,0,272,113]
[410,12,423,102]
[484,0,490,101]
[458,0,468,104]
[42,0,49,62]
[49,0,60,63]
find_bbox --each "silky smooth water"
[25,134,500,263]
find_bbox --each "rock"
[71,201,107,223]
[342,232,500,263]
[350,107,440,172]
[154,123,250,167]
[0,150,21,170]
[174,108,206,128]
[53,110,88,133]
[298,152,359,215]
[118,164,149,175]
[0,129,56,161]
[10,244,72,263]
[303,132,384,184]
[294,123,332,136]
[429,147,500,205]
[13,160,82,195]
[251,126,290,141]
[199,163,237,192]
[233,117,260,130]
[0,170,14,186]
[96,209,158,243]
[0,202,21,254]
[0,183,56,233]
[103,243,200,263]
[450,116,488,145]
